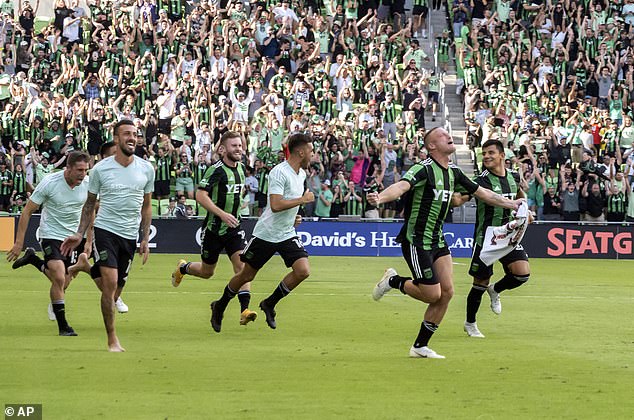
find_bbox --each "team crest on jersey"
[99,250,108,261]
[423,268,433,279]
[44,246,52,256]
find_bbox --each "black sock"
[217,285,237,308]
[180,262,190,275]
[52,300,69,331]
[238,291,251,312]
[494,273,527,293]
[466,284,487,323]
[29,254,45,272]
[414,320,438,348]
[265,282,291,306]
[388,275,412,294]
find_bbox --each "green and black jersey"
[0,169,13,195]
[472,169,520,247]
[155,155,172,181]
[198,160,246,236]
[400,158,479,250]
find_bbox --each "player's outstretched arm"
[368,180,411,206]
[61,192,97,256]
[473,186,523,210]
[196,188,239,228]
[6,200,40,262]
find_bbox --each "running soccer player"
[61,120,155,352]
[209,133,315,332]
[7,151,91,336]
[368,128,523,358]
[171,131,257,326]
[456,139,531,338]
[67,141,130,314]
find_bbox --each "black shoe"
[259,300,277,329]
[59,326,78,336]
[12,247,36,269]
[210,301,224,333]
[431,117,436,122]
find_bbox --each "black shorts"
[0,194,10,210]
[200,227,247,265]
[154,179,171,197]
[257,192,268,208]
[413,5,429,17]
[427,91,439,104]
[401,240,451,285]
[87,140,101,156]
[40,238,86,269]
[469,243,529,280]
[93,227,136,285]
[241,236,308,270]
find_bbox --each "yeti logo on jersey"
[433,189,452,202]
[226,184,244,194]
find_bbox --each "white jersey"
[253,161,306,243]
[29,171,89,241]
[89,156,155,240]
[479,202,529,266]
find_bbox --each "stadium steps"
[427,6,476,223]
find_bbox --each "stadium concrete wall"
[11,216,634,259]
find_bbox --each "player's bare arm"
[450,192,470,207]
[7,200,40,262]
[269,190,314,212]
[367,180,411,206]
[473,186,523,210]
[195,188,239,228]
[139,193,153,264]
[61,192,97,255]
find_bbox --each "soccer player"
[7,151,91,336]
[171,131,257,326]
[456,139,531,339]
[61,120,155,352]
[368,128,523,358]
[209,133,315,332]
[68,141,130,314]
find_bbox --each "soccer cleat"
[409,346,445,359]
[115,297,129,313]
[240,309,258,325]
[487,284,502,315]
[59,326,78,336]
[259,300,277,329]
[210,301,224,333]
[372,268,397,301]
[171,259,187,287]
[464,321,485,338]
[47,303,56,321]
[12,247,36,270]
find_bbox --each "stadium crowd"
[0,0,632,222]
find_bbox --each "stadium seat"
[473,147,483,175]
[160,201,171,216]
[151,199,160,217]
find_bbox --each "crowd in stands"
[0,0,632,222]
[454,0,634,222]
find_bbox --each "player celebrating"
[368,128,523,359]
[457,139,531,338]
[61,120,155,352]
[7,151,91,336]
[171,131,257,326]
[209,133,315,332]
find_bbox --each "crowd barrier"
[4,216,632,260]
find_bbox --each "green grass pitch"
[1,255,633,419]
